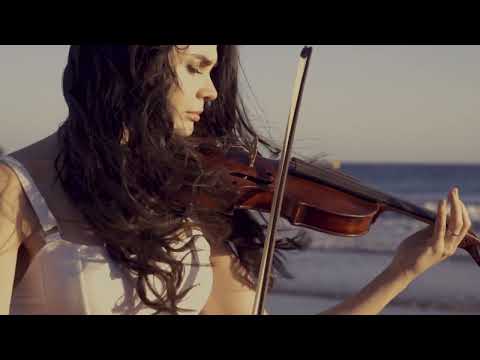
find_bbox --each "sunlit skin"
[0,45,474,315]
[168,45,218,137]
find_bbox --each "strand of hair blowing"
[55,45,308,314]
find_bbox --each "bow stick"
[252,46,313,315]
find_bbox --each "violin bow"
[252,46,313,315]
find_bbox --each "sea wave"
[423,201,480,222]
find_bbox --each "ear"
[120,124,130,145]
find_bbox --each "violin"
[192,140,480,267]
[197,46,479,314]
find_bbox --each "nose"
[198,77,218,103]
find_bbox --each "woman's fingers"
[433,199,447,249]
[444,188,472,254]
[456,201,472,247]
[447,188,463,238]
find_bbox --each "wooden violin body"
[194,142,480,267]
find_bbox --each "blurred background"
[1,45,479,314]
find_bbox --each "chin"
[173,117,195,137]
[174,126,194,138]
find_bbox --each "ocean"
[266,163,480,315]
[342,163,480,217]
[295,163,480,252]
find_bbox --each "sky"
[1,45,479,164]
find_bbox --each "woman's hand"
[390,187,472,280]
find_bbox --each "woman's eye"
[187,65,202,75]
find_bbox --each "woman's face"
[168,45,219,137]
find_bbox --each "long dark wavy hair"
[55,45,307,314]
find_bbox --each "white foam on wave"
[303,210,478,254]
[424,202,480,222]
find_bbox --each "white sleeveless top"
[1,155,213,315]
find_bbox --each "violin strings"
[297,159,410,205]
[292,158,388,200]
[291,158,436,221]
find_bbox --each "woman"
[0,45,472,315]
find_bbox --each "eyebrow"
[189,54,218,67]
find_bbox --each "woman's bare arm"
[0,163,39,314]
[321,188,471,315]
[202,188,471,316]
[319,264,415,315]
[201,240,269,315]
[202,239,411,315]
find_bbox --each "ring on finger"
[447,229,462,237]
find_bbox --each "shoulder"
[0,161,38,314]
[0,160,21,191]
[0,161,40,251]
[0,161,25,225]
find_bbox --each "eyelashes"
[187,64,202,75]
